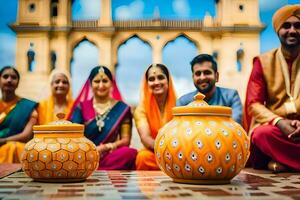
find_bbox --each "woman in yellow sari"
[0,66,38,163]
[134,63,176,170]
[38,69,73,124]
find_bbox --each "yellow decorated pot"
[154,93,249,184]
[21,114,99,182]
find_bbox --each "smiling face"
[51,73,70,97]
[91,72,112,99]
[192,61,219,94]
[147,66,169,96]
[278,16,300,49]
[0,68,19,94]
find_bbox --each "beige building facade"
[11,0,264,102]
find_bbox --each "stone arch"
[119,34,152,48]
[162,34,198,97]
[69,35,100,68]
[115,35,152,105]
[70,38,99,97]
[71,36,99,53]
[112,33,152,69]
[162,33,200,50]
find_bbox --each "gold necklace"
[93,101,111,115]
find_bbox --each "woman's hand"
[96,143,116,157]
[96,144,108,157]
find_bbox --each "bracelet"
[272,117,283,126]
[106,143,116,151]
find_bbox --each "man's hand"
[276,119,300,142]
[287,120,300,141]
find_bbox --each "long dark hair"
[145,63,170,82]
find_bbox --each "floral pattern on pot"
[154,93,249,184]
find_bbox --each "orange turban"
[272,4,300,33]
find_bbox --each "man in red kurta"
[245,4,300,172]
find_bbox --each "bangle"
[272,117,283,126]
[106,143,116,151]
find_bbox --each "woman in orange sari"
[0,66,38,163]
[134,64,176,170]
[38,69,73,124]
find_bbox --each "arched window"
[212,50,219,60]
[50,51,57,70]
[71,39,99,97]
[236,48,244,72]
[51,0,59,17]
[163,35,197,97]
[27,43,36,72]
[116,36,152,105]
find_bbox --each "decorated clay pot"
[154,93,249,184]
[21,114,99,182]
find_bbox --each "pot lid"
[173,93,232,117]
[33,113,84,132]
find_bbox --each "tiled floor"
[1,168,300,200]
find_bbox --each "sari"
[0,98,37,163]
[38,97,73,124]
[134,68,176,170]
[71,99,137,170]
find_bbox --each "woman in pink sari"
[69,66,137,170]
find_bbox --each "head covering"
[67,65,122,119]
[140,64,176,138]
[272,4,300,33]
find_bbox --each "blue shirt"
[176,87,243,125]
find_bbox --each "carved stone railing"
[72,20,99,28]
[113,19,205,30]
[11,19,263,33]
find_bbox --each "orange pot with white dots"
[154,93,249,184]
[21,114,99,182]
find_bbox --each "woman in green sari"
[0,66,38,163]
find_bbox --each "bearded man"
[176,53,242,124]
[245,4,300,172]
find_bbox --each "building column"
[152,42,163,64]
[55,33,69,71]
[98,37,113,72]
[99,0,112,26]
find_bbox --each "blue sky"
[0,0,299,103]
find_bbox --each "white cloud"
[72,0,100,20]
[115,0,144,20]
[81,0,101,17]
[259,0,288,12]
[172,0,191,18]
[0,33,16,67]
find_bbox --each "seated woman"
[0,66,38,163]
[134,64,176,170]
[70,66,137,170]
[38,69,73,124]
